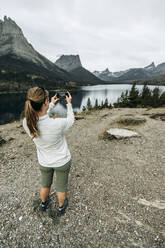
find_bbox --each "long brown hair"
[25,87,48,138]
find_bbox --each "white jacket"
[23,102,74,167]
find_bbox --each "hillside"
[1,107,165,247]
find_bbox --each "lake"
[1,84,165,124]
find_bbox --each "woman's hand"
[66,91,72,104]
[51,94,59,105]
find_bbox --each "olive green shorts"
[39,160,71,192]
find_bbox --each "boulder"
[107,128,139,139]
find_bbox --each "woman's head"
[25,87,49,138]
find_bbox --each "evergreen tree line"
[82,83,165,111]
[82,98,112,111]
[114,83,165,108]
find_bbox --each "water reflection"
[1,84,165,124]
[0,93,26,124]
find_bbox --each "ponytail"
[25,100,39,138]
[24,87,48,138]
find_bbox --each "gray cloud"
[0,0,165,72]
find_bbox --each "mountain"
[93,62,165,82]
[93,68,128,81]
[55,55,82,72]
[93,68,112,81]
[69,66,102,84]
[55,55,102,84]
[0,16,71,83]
[156,63,165,75]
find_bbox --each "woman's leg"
[55,160,71,207]
[40,187,50,202]
[39,165,54,202]
[57,192,67,207]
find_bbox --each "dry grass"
[116,116,146,126]
[150,113,165,121]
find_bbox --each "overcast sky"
[0,0,165,72]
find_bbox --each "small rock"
[19,216,23,221]
[75,116,85,120]
[0,136,6,146]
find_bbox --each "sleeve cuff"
[66,103,72,108]
[49,102,55,108]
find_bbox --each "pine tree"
[119,90,129,107]
[86,98,92,110]
[160,91,165,106]
[100,100,104,109]
[104,98,108,108]
[82,106,86,111]
[94,99,99,109]
[128,83,140,107]
[141,83,152,107]
[151,87,161,107]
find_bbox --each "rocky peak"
[0,16,55,69]
[102,68,112,76]
[0,16,22,36]
[100,68,111,75]
[103,68,110,73]
[144,62,156,70]
[55,55,82,72]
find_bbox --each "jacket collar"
[38,114,49,121]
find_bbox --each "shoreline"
[1,81,165,94]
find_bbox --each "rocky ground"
[1,107,165,248]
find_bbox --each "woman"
[23,87,74,215]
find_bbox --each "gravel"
[1,107,165,248]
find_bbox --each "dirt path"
[1,107,165,248]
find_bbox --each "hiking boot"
[58,198,68,215]
[39,198,50,212]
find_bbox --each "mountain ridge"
[93,61,165,82]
